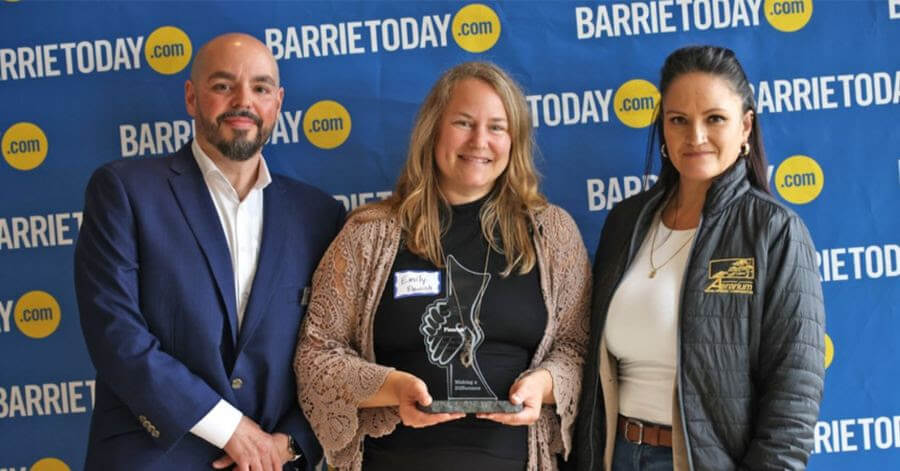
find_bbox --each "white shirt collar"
[191,139,272,195]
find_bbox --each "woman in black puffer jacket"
[569,45,825,471]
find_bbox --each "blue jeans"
[611,431,674,471]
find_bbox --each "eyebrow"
[454,111,508,122]
[208,71,278,86]
[665,107,728,115]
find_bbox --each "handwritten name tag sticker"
[394,271,441,298]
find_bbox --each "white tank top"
[604,211,696,425]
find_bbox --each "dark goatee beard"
[197,110,272,162]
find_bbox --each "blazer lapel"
[236,178,289,352]
[168,145,239,347]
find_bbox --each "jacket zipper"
[676,215,703,471]
[589,191,663,470]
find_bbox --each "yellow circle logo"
[145,26,193,75]
[14,290,61,339]
[774,155,824,204]
[31,458,70,471]
[303,100,352,150]
[824,333,834,369]
[765,0,813,32]
[452,4,502,53]
[613,79,661,129]
[2,122,48,170]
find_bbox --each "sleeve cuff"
[189,399,243,449]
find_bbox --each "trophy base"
[417,400,524,414]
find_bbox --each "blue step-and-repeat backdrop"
[1,1,899,469]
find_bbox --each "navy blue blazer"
[74,143,344,470]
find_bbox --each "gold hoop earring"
[660,144,669,159]
[741,142,750,157]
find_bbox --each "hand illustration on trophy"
[418,254,523,413]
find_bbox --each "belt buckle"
[625,418,644,445]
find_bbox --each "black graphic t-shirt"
[364,197,547,471]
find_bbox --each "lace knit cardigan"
[294,203,591,470]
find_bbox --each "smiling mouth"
[458,154,492,164]
[223,117,257,129]
[683,151,715,158]
[217,111,262,129]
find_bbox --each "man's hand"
[211,417,291,470]
[477,369,553,426]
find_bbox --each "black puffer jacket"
[569,161,825,470]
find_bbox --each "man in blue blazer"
[74,33,344,470]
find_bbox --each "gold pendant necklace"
[649,194,695,278]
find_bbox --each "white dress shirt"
[188,140,272,448]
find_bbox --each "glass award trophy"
[417,255,523,414]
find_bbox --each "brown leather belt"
[617,415,673,447]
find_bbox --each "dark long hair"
[645,45,770,194]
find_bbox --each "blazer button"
[151,429,160,438]
[231,378,244,389]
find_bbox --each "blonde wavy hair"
[374,61,547,276]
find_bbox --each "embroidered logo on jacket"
[705,258,755,294]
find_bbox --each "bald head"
[190,33,280,86]
[184,32,285,164]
